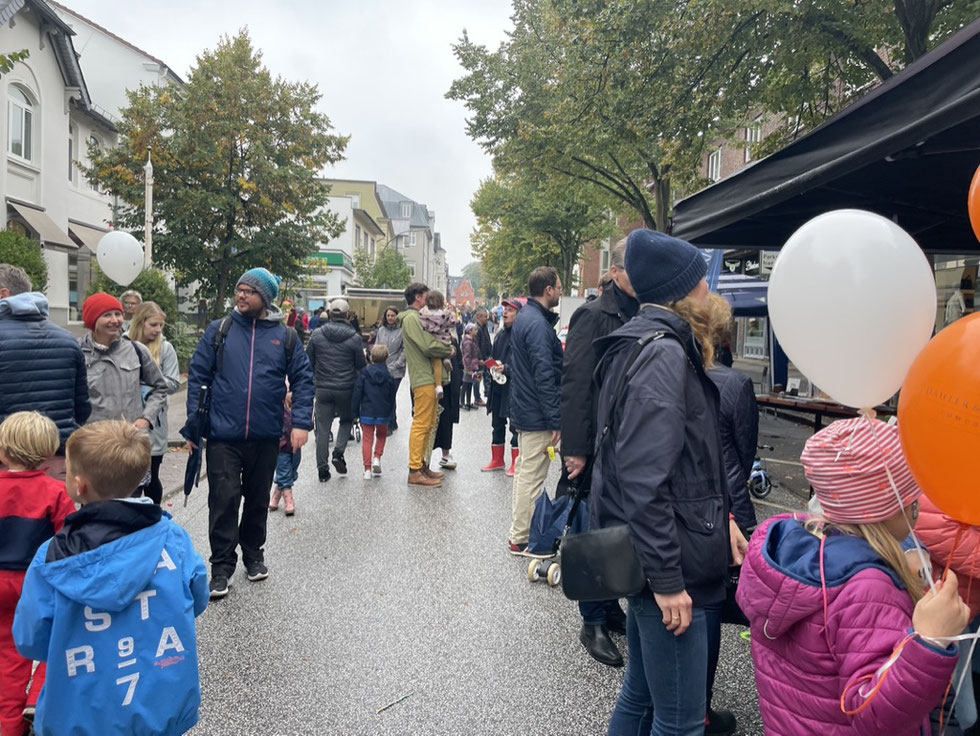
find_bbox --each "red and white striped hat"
[802,418,920,525]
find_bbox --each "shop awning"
[7,202,77,250]
[717,273,768,317]
[671,18,980,254]
[67,221,108,254]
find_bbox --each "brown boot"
[421,466,445,480]
[408,469,442,487]
[282,490,295,516]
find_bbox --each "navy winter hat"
[237,267,280,307]
[625,229,707,305]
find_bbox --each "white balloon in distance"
[96,231,144,287]
[768,210,936,409]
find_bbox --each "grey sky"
[62,0,513,274]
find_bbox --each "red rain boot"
[506,448,519,477]
[481,445,506,472]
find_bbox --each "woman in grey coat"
[130,302,182,504]
[374,307,406,430]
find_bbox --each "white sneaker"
[439,454,457,469]
[372,459,382,476]
[363,469,372,480]
[436,385,444,398]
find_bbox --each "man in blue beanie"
[588,229,744,736]
[184,267,315,600]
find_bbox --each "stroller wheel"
[527,559,542,583]
[749,474,773,499]
[546,562,561,587]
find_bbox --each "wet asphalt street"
[166,384,812,736]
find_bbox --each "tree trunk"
[213,266,230,320]
[653,177,671,234]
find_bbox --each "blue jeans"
[607,593,708,736]
[275,450,301,489]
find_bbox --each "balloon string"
[861,413,937,594]
[943,525,967,583]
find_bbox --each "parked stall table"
[756,394,896,433]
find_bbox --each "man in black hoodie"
[306,299,366,481]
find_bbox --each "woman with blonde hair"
[128,301,180,503]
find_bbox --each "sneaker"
[22,706,35,723]
[436,385,444,398]
[439,454,457,470]
[209,576,230,599]
[332,455,348,475]
[507,540,528,556]
[705,708,737,735]
[246,562,269,582]
[318,468,331,483]
[363,469,373,480]
[372,458,382,476]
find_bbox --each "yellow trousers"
[409,385,438,471]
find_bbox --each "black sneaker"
[318,467,331,482]
[705,708,737,735]
[209,576,230,599]
[246,562,269,582]
[332,455,347,475]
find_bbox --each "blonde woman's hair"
[66,421,150,500]
[371,344,389,364]
[0,411,59,469]
[705,293,734,353]
[805,517,923,603]
[670,296,716,369]
[128,301,166,365]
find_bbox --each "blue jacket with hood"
[0,292,90,449]
[184,306,315,443]
[13,500,209,736]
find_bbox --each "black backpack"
[211,315,299,376]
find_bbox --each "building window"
[354,224,362,250]
[408,232,417,246]
[707,149,722,183]
[68,124,77,183]
[744,122,762,163]
[600,246,610,274]
[68,255,79,321]
[370,238,376,257]
[88,136,102,191]
[407,262,416,277]
[400,202,412,218]
[7,86,34,162]
[350,194,360,209]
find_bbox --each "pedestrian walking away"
[399,282,452,487]
[559,237,638,668]
[375,307,406,432]
[352,344,397,479]
[507,267,564,555]
[0,264,91,481]
[306,298,366,481]
[128,301,181,505]
[184,267,314,600]
[591,230,746,736]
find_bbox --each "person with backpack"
[184,268,314,600]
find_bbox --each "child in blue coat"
[13,421,209,736]
[352,345,397,480]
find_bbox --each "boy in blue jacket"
[13,421,209,736]
[352,345,397,480]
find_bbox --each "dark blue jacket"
[185,307,314,442]
[708,365,759,530]
[351,363,396,425]
[0,293,90,450]
[508,299,563,432]
[591,307,729,606]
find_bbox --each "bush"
[0,230,47,292]
[88,265,180,341]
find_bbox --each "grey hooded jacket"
[79,334,168,427]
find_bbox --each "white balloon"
[96,231,144,287]
[768,210,936,409]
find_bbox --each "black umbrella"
[180,384,211,507]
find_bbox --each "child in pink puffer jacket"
[737,418,970,735]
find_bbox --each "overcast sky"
[61,0,514,274]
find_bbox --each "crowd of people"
[0,225,978,736]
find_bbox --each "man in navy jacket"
[0,264,90,479]
[506,266,563,554]
[185,268,314,599]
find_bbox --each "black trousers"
[491,406,518,447]
[206,439,279,576]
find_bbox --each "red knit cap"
[82,293,123,331]
[802,418,920,525]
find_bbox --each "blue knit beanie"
[625,229,707,305]
[237,268,280,307]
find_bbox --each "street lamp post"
[144,150,153,268]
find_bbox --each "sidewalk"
[158,384,197,505]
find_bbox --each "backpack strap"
[283,326,298,375]
[212,314,298,378]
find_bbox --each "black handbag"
[559,332,674,603]
[560,524,646,601]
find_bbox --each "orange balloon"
[971,164,980,243]
[899,312,980,524]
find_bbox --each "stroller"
[525,478,590,587]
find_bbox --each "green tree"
[470,173,614,294]
[85,30,348,318]
[461,262,483,296]
[88,266,179,340]
[0,50,29,76]
[0,231,47,292]
[353,248,412,290]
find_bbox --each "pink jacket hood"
[737,515,957,736]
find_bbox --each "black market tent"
[670,18,980,254]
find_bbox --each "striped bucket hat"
[802,418,920,525]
